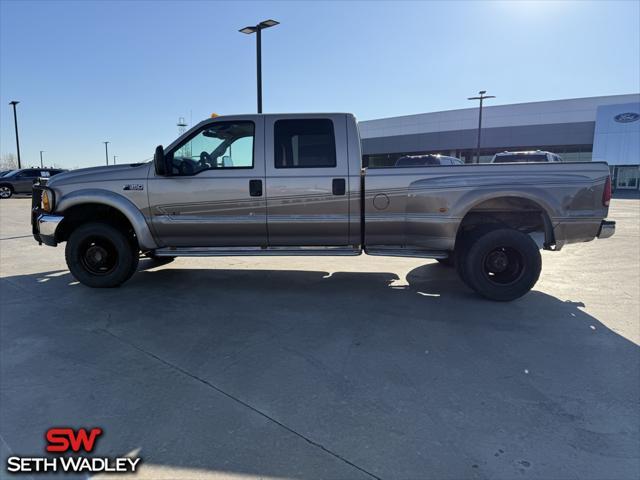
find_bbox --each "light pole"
[467,90,495,163]
[113,155,117,165]
[103,141,110,166]
[9,101,22,169]
[239,19,279,114]
[40,150,45,168]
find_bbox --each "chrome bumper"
[597,220,616,239]
[35,213,64,246]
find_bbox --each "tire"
[460,228,541,302]
[65,222,139,288]
[0,185,13,199]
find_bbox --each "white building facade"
[359,94,640,191]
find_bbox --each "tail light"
[602,176,612,207]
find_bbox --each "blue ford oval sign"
[614,112,640,123]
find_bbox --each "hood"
[48,162,151,187]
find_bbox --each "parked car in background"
[395,154,463,166]
[491,150,563,163]
[0,168,67,198]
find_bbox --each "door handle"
[249,179,262,197]
[332,178,346,196]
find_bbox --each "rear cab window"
[274,119,336,168]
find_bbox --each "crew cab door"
[264,115,350,245]
[147,117,267,247]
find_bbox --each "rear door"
[264,115,350,245]
[12,169,40,193]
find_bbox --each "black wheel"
[459,228,541,301]
[0,185,13,199]
[65,223,139,288]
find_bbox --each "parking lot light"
[468,91,496,163]
[239,19,280,114]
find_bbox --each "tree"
[0,153,18,170]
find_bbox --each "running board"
[153,246,362,257]
[365,247,449,259]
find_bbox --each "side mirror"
[154,145,168,176]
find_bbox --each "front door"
[147,118,267,247]
[264,115,350,246]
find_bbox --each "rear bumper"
[597,220,616,239]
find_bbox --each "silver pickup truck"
[31,113,615,301]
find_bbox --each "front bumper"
[597,220,616,239]
[31,182,62,246]
[34,213,64,246]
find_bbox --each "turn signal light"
[42,190,52,212]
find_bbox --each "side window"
[170,121,254,176]
[274,119,336,168]
[17,169,37,178]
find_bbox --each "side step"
[153,246,362,257]
[365,247,449,259]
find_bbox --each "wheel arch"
[454,194,556,250]
[55,189,158,249]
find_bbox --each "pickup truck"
[31,113,615,301]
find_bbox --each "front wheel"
[459,228,541,301]
[65,223,139,288]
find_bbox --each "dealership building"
[359,93,640,191]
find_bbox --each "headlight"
[41,190,52,212]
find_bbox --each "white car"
[394,154,463,167]
[491,150,563,163]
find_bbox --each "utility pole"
[467,90,495,163]
[113,155,117,165]
[40,150,45,168]
[9,101,22,168]
[103,141,110,166]
[239,19,279,113]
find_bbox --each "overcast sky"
[1,0,639,169]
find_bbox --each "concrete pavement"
[1,198,638,479]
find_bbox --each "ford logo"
[614,112,640,123]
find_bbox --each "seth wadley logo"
[614,112,640,123]
[6,428,142,474]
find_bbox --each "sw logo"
[5,427,141,475]
[46,427,103,452]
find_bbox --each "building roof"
[359,94,640,139]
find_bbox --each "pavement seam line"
[98,328,383,480]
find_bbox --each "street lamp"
[40,150,45,168]
[467,90,495,163]
[9,101,22,168]
[113,155,118,165]
[239,19,279,114]
[103,141,110,166]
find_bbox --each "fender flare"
[56,189,158,250]
[452,188,559,248]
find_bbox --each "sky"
[1,0,639,169]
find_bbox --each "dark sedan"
[0,168,67,199]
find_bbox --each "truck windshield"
[493,154,548,163]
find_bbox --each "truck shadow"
[1,262,639,479]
